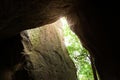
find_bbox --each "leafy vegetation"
[61,18,94,80]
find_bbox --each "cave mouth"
[23,17,94,80]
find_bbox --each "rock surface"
[21,20,77,80]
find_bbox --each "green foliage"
[62,24,94,80]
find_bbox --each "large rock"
[0,0,73,40]
[21,19,77,80]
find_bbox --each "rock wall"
[21,19,77,80]
[0,0,73,40]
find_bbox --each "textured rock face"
[0,0,74,40]
[21,20,77,80]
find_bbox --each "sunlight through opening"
[60,17,94,80]
[25,17,94,80]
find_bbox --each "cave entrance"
[22,17,94,80]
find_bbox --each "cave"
[0,0,120,80]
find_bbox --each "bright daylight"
[60,17,94,80]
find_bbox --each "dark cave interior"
[0,0,120,80]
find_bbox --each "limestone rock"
[21,19,77,80]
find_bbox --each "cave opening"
[60,17,94,80]
[22,17,95,80]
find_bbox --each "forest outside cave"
[60,17,94,80]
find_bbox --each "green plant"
[62,21,94,80]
